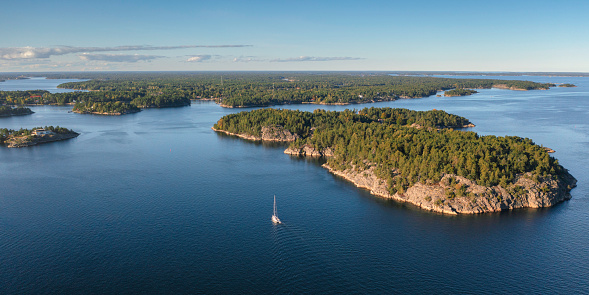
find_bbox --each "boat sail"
[272,195,282,224]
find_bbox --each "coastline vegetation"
[0,106,34,117]
[0,126,77,145]
[444,88,478,97]
[214,108,567,195]
[72,101,140,115]
[1,73,554,110]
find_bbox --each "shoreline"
[213,126,576,215]
[72,109,141,116]
[5,132,80,148]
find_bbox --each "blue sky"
[1,0,587,72]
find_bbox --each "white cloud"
[79,53,164,62]
[271,56,363,62]
[0,45,253,60]
[233,56,264,62]
[186,55,212,62]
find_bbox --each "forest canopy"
[214,108,566,195]
[1,73,554,109]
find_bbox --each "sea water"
[0,76,588,294]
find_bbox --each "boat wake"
[269,222,384,293]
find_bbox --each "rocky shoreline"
[323,163,576,214]
[212,125,300,142]
[72,109,141,116]
[5,132,80,148]
[492,84,550,91]
[213,125,576,214]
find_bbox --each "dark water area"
[1,76,588,294]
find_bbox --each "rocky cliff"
[212,125,299,142]
[213,124,576,214]
[324,163,576,214]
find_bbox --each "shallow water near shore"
[1,76,588,294]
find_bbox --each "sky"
[1,0,588,72]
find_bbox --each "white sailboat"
[272,195,282,224]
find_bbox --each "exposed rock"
[5,132,79,148]
[323,163,576,215]
[212,125,299,142]
[284,145,333,157]
[212,126,576,214]
[261,125,300,141]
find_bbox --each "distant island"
[558,83,577,87]
[1,126,79,148]
[0,73,557,111]
[444,88,478,97]
[0,89,190,115]
[213,108,576,214]
[0,106,34,117]
[72,101,141,115]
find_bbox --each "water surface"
[1,76,588,294]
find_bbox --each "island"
[0,106,34,117]
[558,83,577,87]
[1,126,79,148]
[72,101,141,115]
[444,88,478,97]
[212,108,576,214]
[0,73,557,111]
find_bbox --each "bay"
[0,77,87,93]
[0,76,588,294]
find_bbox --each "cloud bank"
[233,56,264,62]
[0,45,253,60]
[79,53,165,63]
[271,56,363,62]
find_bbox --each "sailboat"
[272,195,282,224]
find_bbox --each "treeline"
[0,106,33,116]
[1,73,554,109]
[57,73,553,107]
[214,108,566,194]
[0,89,190,108]
[73,101,140,114]
[0,126,74,144]
[444,88,478,97]
[358,107,472,128]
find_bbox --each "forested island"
[72,101,141,115]
[0,73,555,112]
[0,106,34,117]
[444,88,478,97]
[0,126,79,148]
[51,73,554,108]
[213,108,576,214]
[558,83,576,87]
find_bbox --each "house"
[32,129,54,136]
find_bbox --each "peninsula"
[1,126,79,148]
[213,108,576,214]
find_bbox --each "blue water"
[0,77,86,93]
[1,76,588,294]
